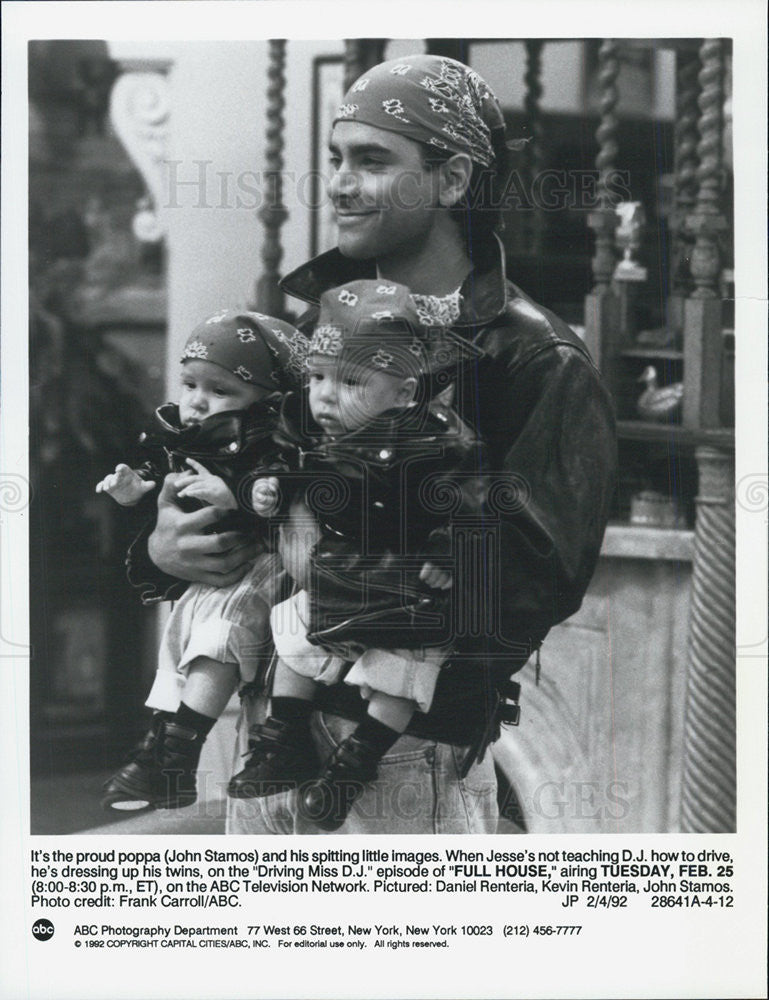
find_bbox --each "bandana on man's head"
[310,280,480,378]
[334,55,507,167]
[181,310,309,391]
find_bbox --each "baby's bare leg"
[271,656,317,701]
[182,656,240,718]
[366,690,416,733]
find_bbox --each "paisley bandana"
[181,310,309,391]
[334,55,506,167]
[410,289,463,328]
[309,280,478,377]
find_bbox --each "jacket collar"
[275,389,456,469]
[143,397,281,457]
[279,236,509,330]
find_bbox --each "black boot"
[101,715,203,811]
[101,713,168,812]
[227,717,319,799]
[299,735,379,831]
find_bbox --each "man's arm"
[149,472,259,584]
[127,473,259,603]
[480,344,617,650]
[412,342,616,761]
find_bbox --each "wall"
[110,39,345,384]
[494,526,692,834]
[164,40,344,381]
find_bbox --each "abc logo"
[32,919,54,941]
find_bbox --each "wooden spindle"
[425,39,467,62]
[588,40,620,292]
[672,47,700,299]
[523,40,544,255]
[255,39,289,318]
[583,40,623,378]
[343,39,386,93]
[682,39,728,429]
[688,39,728,300]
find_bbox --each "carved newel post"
[680,447,736,831]
[679,39,735,833]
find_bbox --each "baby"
[227,280,484,829]
[96,309,308,811]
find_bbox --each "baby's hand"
[176,458,237,509]
[419,561,452,590]
[251,476,280,517]
[95,464,155,506]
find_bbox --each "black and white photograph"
[2,2,766,998]
[24,32,739,837]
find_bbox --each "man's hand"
[251,476,280,517]
[176,457,238,509]
[147,472,258,587]
[96,464,155,506]
[419,561,453,590]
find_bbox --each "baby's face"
[178,360,265,426]
[307,356,415,436]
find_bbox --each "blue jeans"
[226,695,498,835]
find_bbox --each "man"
[145,53,616,834]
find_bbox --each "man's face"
[178,360,264,426]
[307,355,413,435]
[327,121,442,264]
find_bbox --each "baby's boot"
[148,720,204,808]
[227,717,319,798]
[101,711,169,811]
[101,713,204,811]
[299,734,380,831]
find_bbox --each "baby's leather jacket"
[125,395,283,603]
[270,388,487,651]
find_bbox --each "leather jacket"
[278,238,617,745]
[270,389,486,650]
[126,396,284,603]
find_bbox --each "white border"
[2,2,766,998]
